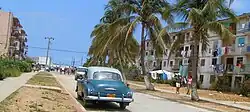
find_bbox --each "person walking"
[186,76,192,95]
[176,76,181,94]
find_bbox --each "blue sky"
[1,0,250,66]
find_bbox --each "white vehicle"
[75,66,87,80]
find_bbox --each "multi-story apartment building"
[0,10,28,59]
[137,13,250,90]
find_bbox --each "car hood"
[88,80,129,93]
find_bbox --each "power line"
[28,46,88,54]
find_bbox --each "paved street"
[0,72,36,102]
[53,72,212,112]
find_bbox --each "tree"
[107,0,174,90]
[89,0,140,75]
[168,0,237,100]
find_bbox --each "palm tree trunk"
[140,23,154,90]
[191,39,200,101]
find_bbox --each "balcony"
[224,64,250,74]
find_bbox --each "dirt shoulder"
[129,83,248,112]
[0,72,82,112]
[129,81,250,102]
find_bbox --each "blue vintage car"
[75,66,134,109]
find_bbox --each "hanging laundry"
[234,66,240,74]
[182,65,188,77]
[225,46,229,55]
[238,37,245,47]
[247,46,250,52]
[187,50,191,57]
[217,48,222,56]
[179,65,183,76]
[214,64,224,73]
[181,50,185,57]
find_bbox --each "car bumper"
[85,96,134,103]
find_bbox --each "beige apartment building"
[137,13,250,90]
[0,10,27,59]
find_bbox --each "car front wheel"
[119,103,127,110]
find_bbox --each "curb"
[23,84,62,92]
[129,82,250,111]
[52,73,86,112]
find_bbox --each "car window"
[93,71,121,81]
[77,68,86,72]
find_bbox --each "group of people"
[57,67,76,75]
[175,75,192,95]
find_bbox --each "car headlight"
[127,91,133,98]
[87,88,96,95]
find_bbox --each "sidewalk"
[128,81,250,111]
[0,72,36,102]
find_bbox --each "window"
[238,37,245,47]
[210,75,216,84]
[185,46,189,51]
[77,68,86,72]
[212,58,217,65]
[153,62,156,67]
[145,51,148,56]
[200,75,204,84]
[165,49,168,54]
[170,61,173,67]
[146,42,149,47]
[172,36,176,40]
[93,71,121,81]
[236,57,243,65]
[151,50,154,55]
[200,59,205,66]
[163,61,166,67]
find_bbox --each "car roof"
[87,66,121,74]
[78,66,87,69]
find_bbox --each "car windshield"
[77,68,86,72]
[93,71,122,81]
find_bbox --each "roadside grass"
[130,84,248,112]
[0,90,19,112]
[26,72,61,87]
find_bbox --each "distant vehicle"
[75,66,134,110]
[75,67,87,80]
[45,66,50,72]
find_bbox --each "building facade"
[137,13,250,90]
[31,56,52,66]
[0,10,28,59]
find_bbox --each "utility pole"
[80,56,83,66]
[45,37,54,66]
[72,57,76,67]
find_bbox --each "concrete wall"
[0,10,13,56]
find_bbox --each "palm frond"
[203,21,235,45]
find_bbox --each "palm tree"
[166,0,237,100]
[88,0,140,76]
[107,0,174,90]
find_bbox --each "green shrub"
[0,59,31,80]
[240,79,250,97]
[210,76,231,92]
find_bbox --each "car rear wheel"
[119,103,127,110]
